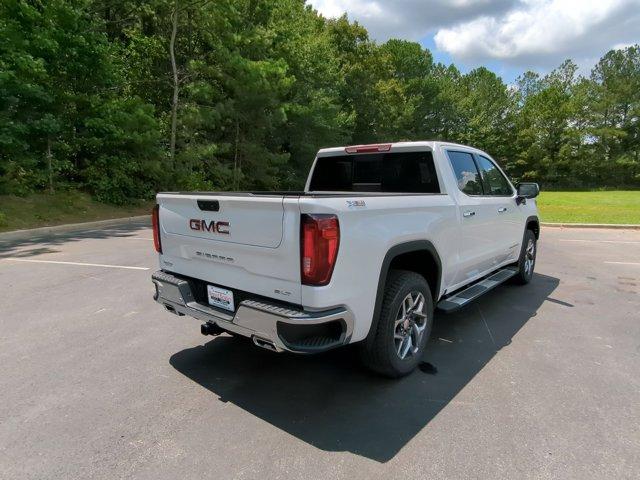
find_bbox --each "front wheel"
[513,229,537,284]
[359,270,434,378]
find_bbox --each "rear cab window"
[309,151,441,193]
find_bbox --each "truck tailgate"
[161,194,284,248]
[156,193,302,305]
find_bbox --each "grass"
[537,190,640,224]
[0,191,154,233]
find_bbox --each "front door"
[446,150,498,285]
[474,154,522,264]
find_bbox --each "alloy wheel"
[394,291,428,360]
[524,238,535,276]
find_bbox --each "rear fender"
[363,240,442,344]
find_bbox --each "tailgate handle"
[197,200,220,212]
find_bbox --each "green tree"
[0,0,112,193]
[0,0,164,201]
[2,1,639,202]
[513,61,579,186]
[586,46,640,185]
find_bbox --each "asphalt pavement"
[1,224,639,479]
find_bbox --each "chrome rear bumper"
[151,270,354,353]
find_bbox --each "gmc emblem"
[189,219,230,235]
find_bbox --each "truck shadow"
[169,273,559,463]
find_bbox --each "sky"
[307,0,640,83]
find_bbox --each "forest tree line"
[1,0,639,204]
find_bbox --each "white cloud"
[433,0,640,68]
[308,0,516,41]
[308,0,640,73]
[612,42,636,51]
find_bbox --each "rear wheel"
[360,270,433,378]
[513,229,537,284]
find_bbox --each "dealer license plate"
[207,284,235,312]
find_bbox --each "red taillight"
[300,214,340,286]
[152,204,162,253]
[345,143,391,153]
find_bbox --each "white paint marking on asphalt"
[604,261,640,266]
[477,305,497,350]
[560,239,640,244]
[94,308,107,314]
[2,258,149,270]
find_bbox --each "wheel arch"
[526,215,540,239]
[366,241,442,342]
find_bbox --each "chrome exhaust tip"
[253,336,277,352]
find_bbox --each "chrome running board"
[437,266,518,313]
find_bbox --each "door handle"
[497,207,507,213]
[463,210,476,218]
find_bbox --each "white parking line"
[2,258,149,270]
[560,239,640,244]
[604,261,640,266]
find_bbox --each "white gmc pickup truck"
[151,141,540,377]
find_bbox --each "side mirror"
[516,182,539,205]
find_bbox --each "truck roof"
[317,141,480,156]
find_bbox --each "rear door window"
[309,151,440,193]
[447,151,483,195]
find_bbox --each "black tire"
[513,229,537,284]
[359,270,434,378]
